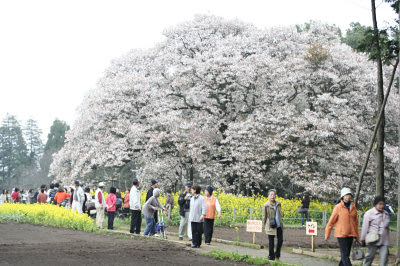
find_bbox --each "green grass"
[205,249,295,265]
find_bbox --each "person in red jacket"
[106,187,117,230]
[11,188,20,203]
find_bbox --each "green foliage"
[206,249,294,265]
[343,21,399,65]
[0,114,30,186]
[24,118,43,166]
[44,119,69,152]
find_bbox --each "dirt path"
[0,223,247,266]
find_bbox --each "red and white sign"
[246,220,262,232]
[306,221,318,236]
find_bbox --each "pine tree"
[24,118,43,167]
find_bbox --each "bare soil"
[168,225,397,249]
[0,223,247,266]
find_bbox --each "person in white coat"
[71,181,85,214]
[95,182,106,228]
[129,178,142,234]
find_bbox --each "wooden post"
[253,232,256,244]
[311,219,315,252]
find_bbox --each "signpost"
[306,220,318,252]
[246,220,262,244]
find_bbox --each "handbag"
[351,241,364,260]
[269,218,277,228]
[297,206,302,213]
[365,230,380,244]
[85,201,96,211]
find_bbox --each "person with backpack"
[95,182,106,229]
[178,182,192,241]
[106,187,117,230]
[48,184,57,204]
[325,187,359,266]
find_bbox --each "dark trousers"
[268,227,283,260]
[107,211,115,230]
[203,218,214,244]
[191,222,203,247]
[130,210,142,234]
[337,237,353,266]
[154,211,158,223]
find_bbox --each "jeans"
[107,211,115,230]
[337,237,353,266]
[203,218,215,244]
[301,209,309,226]
[143,216,156,236]
[363,245,388,266]
[191,222,203,247]
[130,210,142,234]
[268,227,283,260]
[179,211,192,239]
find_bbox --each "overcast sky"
[0,0,396,140]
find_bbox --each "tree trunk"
[371,0,385,197]
[396,6,400,265]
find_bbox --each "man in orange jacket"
[325,187,359,266]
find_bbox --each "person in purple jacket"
[360,196,390,266]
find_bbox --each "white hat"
[340,187,352,198]
[98,182,105,187]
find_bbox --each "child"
[106,187,117,230]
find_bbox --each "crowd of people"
[0,180,395,265]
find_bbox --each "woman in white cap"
[325,187,359,266]
[95,182,106,229]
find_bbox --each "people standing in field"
[37,188,48,204]
[262,189,284,261]
[300,193,310,226]
[165,188,174,222]
[189,185,206,248]
[21,189,28,204]
[32,188,40,204]
[129,178,142,234]
[11,188,20,203]
[123,188,130,218]
[325,187,359,266]
[54,187,70,206]
[146,180,158,223]
[28,189,34,204]
[95,182,106,229]
[178,182,192,241]
[71,181,85,214]
[360,196,390,266]
[0,189,7,204]
[142,188,165,236]
[106,187,117,230]
[203,186,221,245]
[48,184,57,204]
[82,187,91,215]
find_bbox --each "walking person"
[37,188,48,204]
[142,188,165,236]
[360,196,390,266]
[301,193,310,226]
[106,187,117,230]
[189,185,206,248]
[165,188,174,222]
[146,180,158,223]
[95,182,106,229]
[129,178,142,234]
[203,186,221,245]
[71,181,85,214]
[325,187,359,266]
[262,189,284,261]
[178,182,192,241]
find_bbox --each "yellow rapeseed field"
[0,203,95,232]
